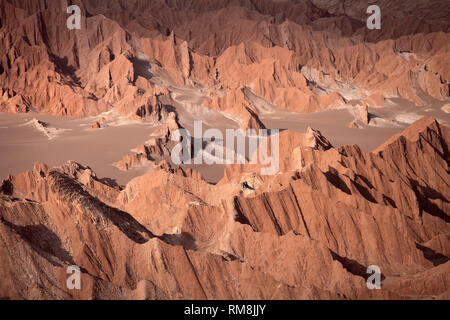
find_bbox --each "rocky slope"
[0,0,449,300]
[0,116,448,299]
[0,0,448,124]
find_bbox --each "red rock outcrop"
[113,112,181,171]
[1,117,448,299]
[1,0,448,124]
[0,0,449,301]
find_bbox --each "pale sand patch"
[1,94,448,185]
[0,112,157,185]
[21,118,71,139]
[442,104,450,114]
[393,113,423,124]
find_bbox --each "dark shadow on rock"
[101,205,155,244]
[355,174,375,189]
[323,168,351,195]
[0,218,75,268]
[6,196,40,204]
[416,243,449,267]
[132,57,153,82]
[409,178,450,223]
[158,232,198,250]
[48,171,155,244]
[329,249,386,282]
[419,185,449,202]
[97,177,121,189]
[242,181,255,190]
[220,251,242,262]
[353,180,377,204]
[0,179,13,196]
[382,194,397,208]
[49,54,81,86]
[368,112,377,123]
[163,103,177,114]
[233,196,255,230]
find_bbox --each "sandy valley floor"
[1,94,448,186]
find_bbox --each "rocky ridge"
[0,116,448,299]
[0,0,448,124]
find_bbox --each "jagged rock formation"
[113,112,181,171]
[0,0,449,301]
[350,103,371,126]
[90,121,101,130]
[1,117,448,299]
[21,118,68,139]
[0,0,448,124]
[0,88,31,113]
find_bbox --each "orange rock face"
[1,0,448,121]
[1,117,449,299]
[0,0,449,301]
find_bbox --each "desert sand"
[0,112,157,185]
[3,91,448,185]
